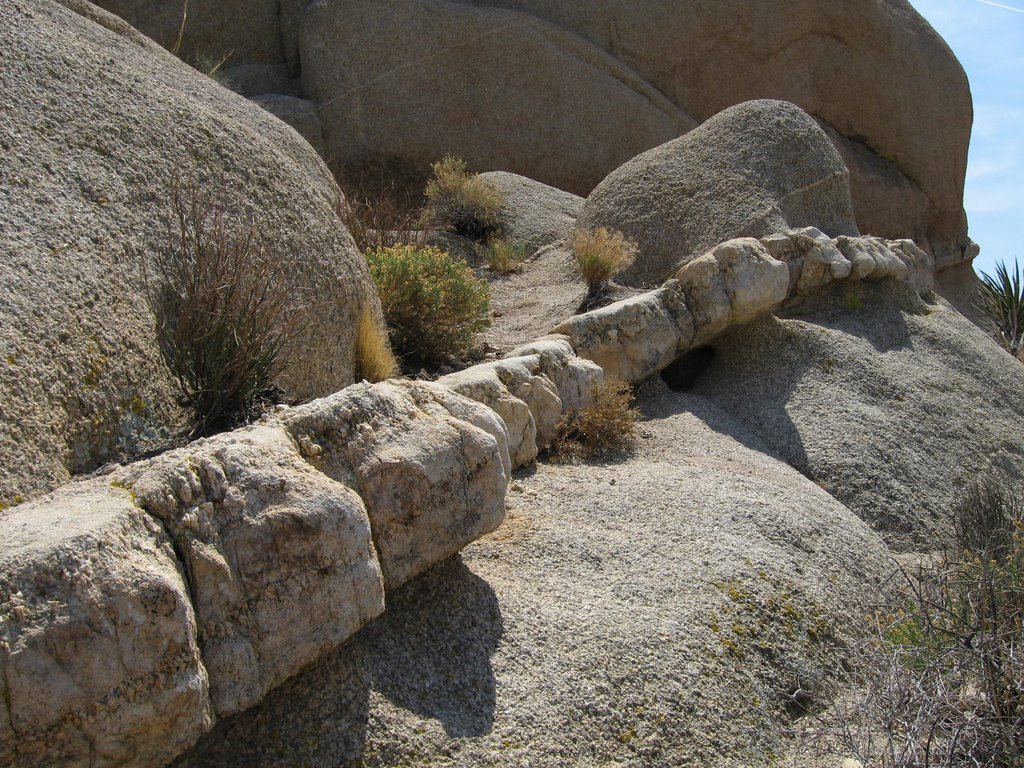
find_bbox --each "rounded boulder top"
[577,99,860,287]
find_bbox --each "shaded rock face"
[0,0,382,504]
[577,100,859,287]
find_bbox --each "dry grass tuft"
[571,227,638,294]
[354,305,398,383]
[485,239,529,274]
[552,377,640,461]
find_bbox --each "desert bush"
[571,227,638,295]
[366,244,491,367]
[485,239,529,274]
[422,155,504,242]
[142,177,302,436]
[552,377,640,461]
[815,476,1024,767]
[353,305,398,383]
[978,260,1024,357]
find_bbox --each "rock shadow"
[173,555,502,767]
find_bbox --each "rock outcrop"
[577,100,860,287]
[0,0,382,505]
[0,487,211,768]
[478,172,583,253]
[0,379,515,768]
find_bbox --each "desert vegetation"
[571,226,637,299]
[978,259,1024,358]
[141,177,302,436]
[812,476,1024,767]
[421,155,505,242]
[485,238,529,274]
[552,377,640,461]
[365,243,491,368]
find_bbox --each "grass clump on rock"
[366,243,491,367]
[572,226,637,296]
[422,155,505,242]
[553,377,640,461]
[143,178,302,437]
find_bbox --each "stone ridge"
[552,229,934,382]
[0,230,939,768]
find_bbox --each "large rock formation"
[577,100,860,286]
[0,0,382,504]
[299,0,694,194]
[90,0,975,290]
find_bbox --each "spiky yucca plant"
[978,260,1024,357]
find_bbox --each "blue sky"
[909,0,1024,277]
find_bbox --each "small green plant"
[571,227,637,296]
[485,239,528,274]
[817,476,1024,767]
[552,377,640,461]
[978,259,1024,357]
[142,176,302,437]
[422,156,504,242]
[353,305,399,382]
[366,244,491,367]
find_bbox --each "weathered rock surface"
[477,0,971,251]
[0,486,211,768]
[691,284,1024,549]
[172,388,894,767]
[478,172,583,252]
[0,0,382,504]
[118,424,386,717]
[279,381,509,590]
[578,100,859,287]
[439,356,564,466]
[299,0,694,195]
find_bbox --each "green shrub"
[142,177,301,436]
[366,244,491,366]
[422,156,504,242]
[571,227,638,294]
[978,260,1024,357]
[818,476,1024,767]
[552,377,640,461]
[485,239,529,274]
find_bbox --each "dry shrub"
[338,184,424,254]
[553,377,640,461]
[572,227,637,294]
[422,155,504,242]
[811,476,1024,767]
[142,176,302,436]
[485,239,529,274]
[353,305,398,382]
[366,244,491,367]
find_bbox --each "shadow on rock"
[173,556,502,767]
[360,555,503,738]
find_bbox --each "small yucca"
[978,260,1024,356]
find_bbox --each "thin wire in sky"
[975,0,1024,13]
